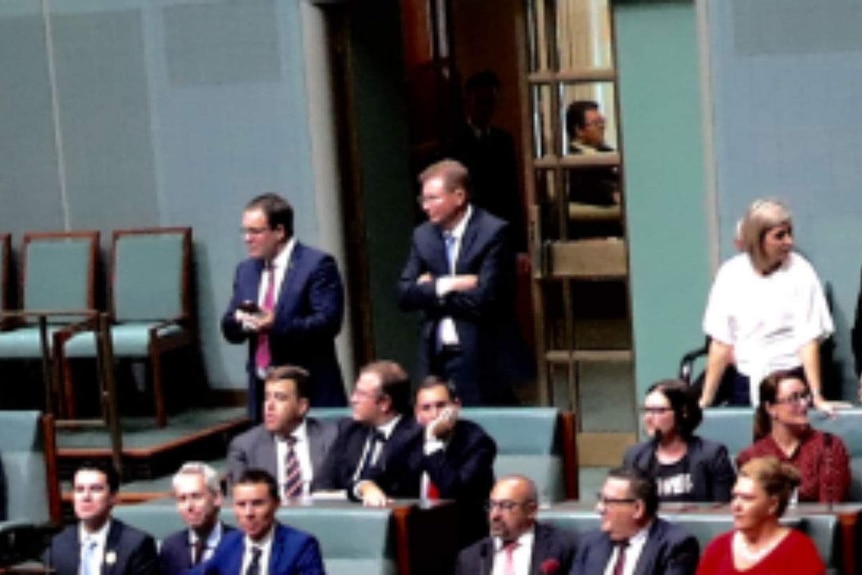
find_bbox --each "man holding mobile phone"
[222,193,347,422]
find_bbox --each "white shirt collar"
[377,415,402,440]
[447,205,473,241]
[79,519,111,548]
[493,525,535,552]
[275,418,308,444]
[270,237,295,271]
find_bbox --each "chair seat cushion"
[0,326,62,358]
[64,323,184,357]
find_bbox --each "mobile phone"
[239,300,260,314]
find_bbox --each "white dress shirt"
[241,526,275,575]
[78,520,111,575]
[435,206,473,347]
[603,523,650,575]
[492,528,534,575]
[256,238,295,308]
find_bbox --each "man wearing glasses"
[222,193,347,422]
[573,467,699,575]
[319,361,422,506]
[565,100,621,212]
[455,475,577,575]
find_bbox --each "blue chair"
[0,231,99,412]
[60,227,197,427]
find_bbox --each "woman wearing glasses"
[737,370,849,502]
[696,456,825,575]
[623,379,735,502]
[698,198,836,413]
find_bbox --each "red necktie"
[503,541,518,575]
[254,263,276,371]
[612,540,629,575]
[426,478,440,500]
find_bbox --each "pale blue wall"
[615,1,712,399]
[0,0,322,389]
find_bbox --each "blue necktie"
[444,232,456,273]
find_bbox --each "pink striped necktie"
[254,262,276,371]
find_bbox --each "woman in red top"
[696,456,825,575]
[736,370,850,502]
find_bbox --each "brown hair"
[359,360,412,414]
[754,370,808,439]
[739,456,800,517]
[418,159,472,198]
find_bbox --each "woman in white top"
[699,198,835,412]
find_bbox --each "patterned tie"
[254,263,277,372]
[283,435,303,500]
[612,540,629,575]
[357,429,386,479]
[245,546,262,575]
[503,541,518,575]
[81,537,99,575]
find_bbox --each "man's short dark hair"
[246,193,294,238]
[607,466,659,518]
[235,468,279,502]
[416,375,459,402]
[74,460,121,494]
[359,360,412,414]
[265,365,311,400]
[464,70,500,93]
[565,100,600,138]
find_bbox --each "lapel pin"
[105,551,117,566]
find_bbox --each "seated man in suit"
[456,475,577,575]
[573,467,699,575]
[321,360,422,505]
[191,469,324,575]
[227,365,338,500]
[44,460,158,575]
[413,376,496,546]
[159,462,234,575]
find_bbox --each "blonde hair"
[739,456,800,517]
[739,198,792,273]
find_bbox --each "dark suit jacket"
[571,518,699,575]
[455,522,577,575]
[225,417,338,491]
[45,520,159,575]
[622,436,735,503]
[192,523,324,575]
[158,523,234,575]
[221,241,347,410]
[319,415,423,499]
[397,207,519,404]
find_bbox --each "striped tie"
[283,435,303,500]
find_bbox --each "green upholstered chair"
[60,227,196,427]
[0,232,99,404]
[0,411,61,524]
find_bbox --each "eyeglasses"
[241,227,270,236]
[773,391,811,405]
[640,406,672,415]
[486,499,533,512]
[351,388,382,401]
[596,494,636,506]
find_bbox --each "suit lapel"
[269,525,285,573]
[632,521,660,575]
[275,242,302,314]
[307,419,324,478]
[456,210,480,274]
[529,524,546,575]
[102,521,122,575]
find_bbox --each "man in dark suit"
[398,159,519,405]
[159,462,234,575]
[456,475,577,575]
[321,360,422,505]
[191,469,324,575]
[572,467,699,575]
[226,365,337,499]
[44,460,158,575]
[412,376,496,546]
[222,192,347,421]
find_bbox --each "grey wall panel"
[51,9,159,230]
[0,9,64,235]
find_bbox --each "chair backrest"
[21,231,98,320]
[812,409,862,501]
[699,407,755,460]
[111,228,191,322]
[0,411,60,524]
